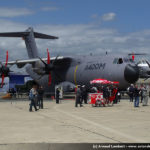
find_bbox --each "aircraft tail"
[0,27,58,58]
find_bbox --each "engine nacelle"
[32,60,45,75]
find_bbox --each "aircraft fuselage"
[30,54,139,91]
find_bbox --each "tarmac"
[0,98,150,149]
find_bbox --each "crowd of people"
[75,84,120,107]
[75,83,149,108]
[28,83,149,111]
[92,85,120,104]
[128,84,149,107]
[29,85,62,112]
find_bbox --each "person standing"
[56,87,60,104]
[133,85,140,107]
[113,87,118,104]
[117,91,121,102]
[80,85,84,104]
[102,86,108,106]
[129,84,134,102]
[11,88,16,98]
[75,86,83,107]
[37,86,44,109]
[29,85,38,112]
[81,85,88,104]
[142,86,148,106]
[84,86,88,104]
[140,85,144,103]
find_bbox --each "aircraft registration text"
[85,63,106,70]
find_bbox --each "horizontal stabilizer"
[0,27,58,58]
[0,31,58,39]
[128,53,147,55]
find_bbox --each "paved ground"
[0,98,150,145]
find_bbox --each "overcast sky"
[0,0,150,63]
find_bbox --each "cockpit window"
[113,58,123,64]
[123,58,128,63]
[113,58,118,64]
[118,58,123,64]
[123,58,134,63]
[114,57,134,64]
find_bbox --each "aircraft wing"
[2,56,71,68]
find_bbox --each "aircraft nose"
[124,64,139,83]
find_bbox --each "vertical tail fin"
[0,27,58,58]
[24,27,38,58]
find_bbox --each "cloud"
[41,7,59,11]
[34,24,150,58]
[90,12,116,24]
[0,19,28,61]
[0,7,34,17]
[102,12,116,21]
[0,19,150,70]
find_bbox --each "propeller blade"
[38,57,47,66]
[5,51,8,67]
[52,55,59,65]
[144,77,150,81]
[0,62,2,67]
[48,72,52,85]
[132,54,135,61]
[128,53,147,55]
[1,74,5,88]
[47,48,50,64]
[55,55,59,61]
[145,60,150,68]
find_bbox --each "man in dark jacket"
[37,86,44,109]
[81,85,88,104]
[134,85,140,107]
[103,86,109,106]
[129,84,134,102]
[75,86,83,107]
[56,88,60,104]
